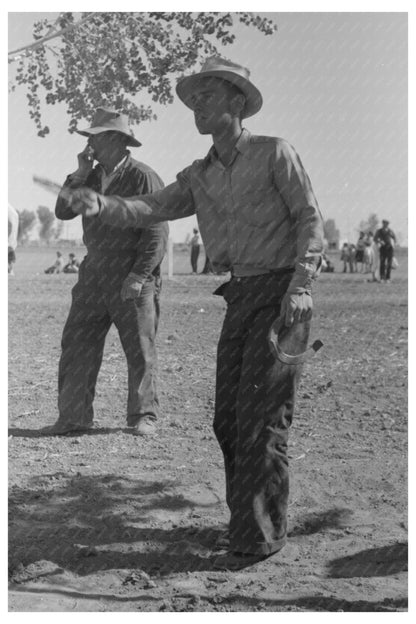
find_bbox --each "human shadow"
[9,473,223,579]
[327,542,408,579]
[8,426,125,438]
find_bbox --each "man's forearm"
[98,195,168,229]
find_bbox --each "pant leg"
[229,311,310,555]
[379,248,387,279]
[213,273,308,555]
[214,304,247,509]
[153,274,162,333]
[385,247,394,279]
[109,280,159,425]
[58,282,111,427]
[191,246,200,272]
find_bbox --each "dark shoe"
[40,422,93,436]
[214,530,230,550]
[213,551,272,571]
[131,416,157,436]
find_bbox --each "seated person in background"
[321,252,334,273]
[45,251,65,274]
[63,252,80,273]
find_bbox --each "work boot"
[132,416,157,436]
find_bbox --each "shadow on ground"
[327,542,408,579]
[8,427,126,438]
[9,474,224,578]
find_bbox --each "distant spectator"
[321,252,334,273]
[8,204,19,275]
[190,228,200,274]
[63,252,80,274]
[374,219,396,283]
[340,243,350,273]
[45,251,65,274]
[349,244,357,273]
[365,231,380,282]
[355,232,366,272]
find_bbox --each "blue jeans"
[57,255,160,428]
[214,272,310,555]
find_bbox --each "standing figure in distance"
[190,228,201,274]
[375,219,396,283]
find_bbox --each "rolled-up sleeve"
[273,140,324,293]
[99,166,196,229]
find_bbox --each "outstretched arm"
[71,166,196,227]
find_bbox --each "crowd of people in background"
[188,220,398,282]
[339,220,397,282]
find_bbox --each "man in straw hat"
[41,107,168,437]
[69,59,324,569]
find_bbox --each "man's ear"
[231,93,246,119]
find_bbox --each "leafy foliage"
[17,210,37,243]
[359,213,379,235]
[9,12,277,137]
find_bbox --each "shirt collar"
[204,128,251,167]
[99,151,130,177]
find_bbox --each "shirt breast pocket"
[239,188,277,227]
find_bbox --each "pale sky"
[8,10,408,244]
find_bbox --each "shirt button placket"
[226,169,237,264]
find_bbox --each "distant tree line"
[17,206,63,244]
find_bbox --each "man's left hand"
[70,188,101,217]
[279,292,313,327]
[120,274,143,301]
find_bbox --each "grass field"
[8,245,408,612]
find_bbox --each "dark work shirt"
[55,152,169,282]
[374,227,396,249]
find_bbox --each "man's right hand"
[74,145,95,178]
[71,188,101,217]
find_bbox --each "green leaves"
[10,12,277,136]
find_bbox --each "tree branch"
[8,13,97,60]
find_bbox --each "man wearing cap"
[69,60,324,569]
[374,219,396,282]
[42,107,168,437]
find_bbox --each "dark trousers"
[57,259,160,428]
[214,273,310,555]
[191,245,200,273]
[379,245,394,280]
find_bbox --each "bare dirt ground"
[8,247,408,612]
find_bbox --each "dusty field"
[8,246,408,612]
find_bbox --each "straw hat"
[76,107,141,147]
[176,57,263,119]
